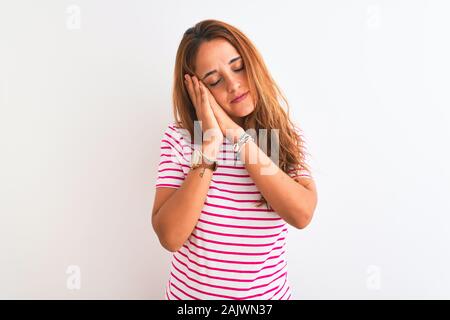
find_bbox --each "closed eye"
[209,66,245,87]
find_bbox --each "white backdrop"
[1,0,449,299]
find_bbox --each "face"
[194,38,255,126]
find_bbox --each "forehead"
[194,38,240,74]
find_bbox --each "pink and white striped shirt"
[155,122,312,300]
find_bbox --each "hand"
[184,74,223,158]
[200,82,246,144]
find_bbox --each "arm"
[196,76,317,229]
[239,138,318,229]
[153,75,224,252]
[151,147,217,253]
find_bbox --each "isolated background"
[1,0,449,299]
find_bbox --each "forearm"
[153,166,213,252]
[239,139,315,228]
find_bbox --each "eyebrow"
[201,56,242,81]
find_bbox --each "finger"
[202,83,217,105]
[200,82,223,125]
[192,76,201,106]
[184,75,198,109]
[199,81,216,107]
[199,82,214,119]
[202,85,221,113]
[199,81,208,104]
[184,75,193,99]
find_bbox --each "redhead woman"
[152,19,318,300]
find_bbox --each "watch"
[190,149,218,171]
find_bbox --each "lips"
[231,91,249,104]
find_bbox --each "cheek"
[212,90,230,108]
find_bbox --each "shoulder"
[159,122,194,155]
[161,122,189,142]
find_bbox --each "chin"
[228,103,255,118]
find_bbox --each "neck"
[232,116,245,128]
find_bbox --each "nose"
[226,74,241,94]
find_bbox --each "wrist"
[202,144,219,161]
[190,149,218,172]
[229,128,245,144]
[233,132,254,162]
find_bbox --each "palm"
[203,88,243,142]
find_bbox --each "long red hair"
[171,19,311,208]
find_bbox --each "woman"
[152,19,318,300]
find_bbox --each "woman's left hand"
[200,81,245,144]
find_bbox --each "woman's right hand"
[184,74,223,159]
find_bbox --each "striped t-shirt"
[155,122,312,300]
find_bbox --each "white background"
[1,0,449,299]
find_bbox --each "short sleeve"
[287,165,312,179]
[154,123,190,189]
